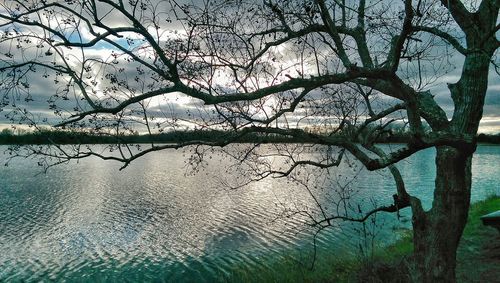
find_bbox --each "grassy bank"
[219,195,499,282]
[456,195,500,282]
[356,195,500,282]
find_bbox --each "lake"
[1,144,499,282]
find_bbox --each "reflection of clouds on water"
[0,145,499,281]
[205,227,251,253]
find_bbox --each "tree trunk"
[411,146,472,282]
[408,26,494,280]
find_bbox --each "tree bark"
[412,146,472,282]
[408,16,495,277]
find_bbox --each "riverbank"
[356,194,500,282]
[456,195,500,282]
[219,195,499,282]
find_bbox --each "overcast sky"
[0,0,498,133]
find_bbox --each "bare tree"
[0,0,498,281]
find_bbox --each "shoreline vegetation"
[219,196,499,282]
[1,128,500,145]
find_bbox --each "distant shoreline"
[1,130,499,145]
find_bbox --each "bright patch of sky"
[0,0,498,134]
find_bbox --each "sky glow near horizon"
[0,1,499,134]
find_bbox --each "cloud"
[0,0,498,135]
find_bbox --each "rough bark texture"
[412,147,472,282]
[410,41,494,282]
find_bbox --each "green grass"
[355,195,500,282]
[215,251,359,282]
[456,195,500,282]
[462,195,500,238]
[217,195,499,282]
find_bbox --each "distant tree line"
[0,128,302,145]
[1,127,499,145]
[477,133,500,144]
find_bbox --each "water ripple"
[0,145,499,281]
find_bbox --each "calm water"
[0,144,499,282]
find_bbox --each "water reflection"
[0,145,499,281]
